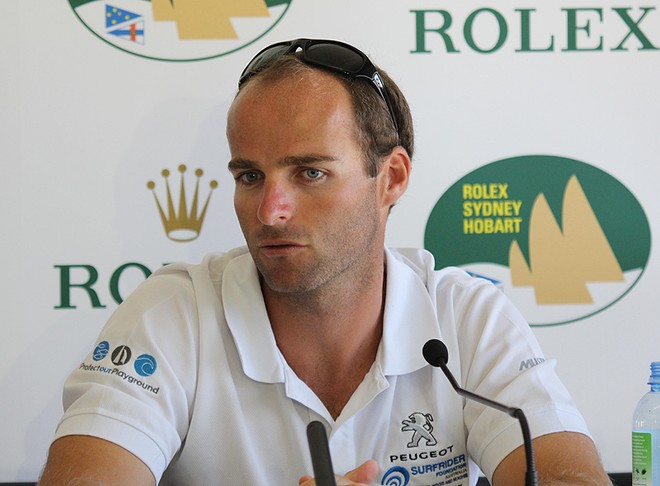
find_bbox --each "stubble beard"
[249,191,383,312]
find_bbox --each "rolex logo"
[424,154,651,326]
[147,165,218,242]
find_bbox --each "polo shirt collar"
[222,248,442,384]
[222,252,285,384]
[380,247,442,376]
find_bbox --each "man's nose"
[257,180,293,226]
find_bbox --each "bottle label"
[633,431,653,485]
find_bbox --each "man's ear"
[380,146,411,209]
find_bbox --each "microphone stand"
[423,339,538,486]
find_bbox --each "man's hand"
[299,459,379,486]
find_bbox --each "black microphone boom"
[423,339,538,486]
[306,420,337,486]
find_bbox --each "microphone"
[423,339,538,486]
[306,420,337,486]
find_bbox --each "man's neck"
[264,256,386,419]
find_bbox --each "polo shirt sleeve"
[53,265,200,483]
[437,270,591,481]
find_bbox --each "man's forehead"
[227,71,356,137]
[231,67,350,114]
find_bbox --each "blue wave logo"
[134,354,157,377]
[382,466,410,486]
[92,341,110,361]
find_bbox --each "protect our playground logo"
[424,155,651,326]
[68,0,293,61]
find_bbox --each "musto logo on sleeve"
[425,155,651,326]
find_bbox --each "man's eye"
[238,172,260,184]
[303,169,323,180]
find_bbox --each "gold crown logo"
[147,164,218,242]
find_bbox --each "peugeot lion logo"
[402,412,437,448]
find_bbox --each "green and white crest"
[69,0,293,61]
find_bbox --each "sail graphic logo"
[68,0,293,61]
[425,155,651,326]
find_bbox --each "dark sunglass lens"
[241,44,291,80]
[306,43,365,73]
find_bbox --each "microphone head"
[423,339,449,367]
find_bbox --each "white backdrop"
[3,0,660,481]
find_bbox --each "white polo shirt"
[54,247,590,485]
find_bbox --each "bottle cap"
[649,361,660,385]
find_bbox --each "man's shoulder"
[387,247,476,286]
[131,247,253,306]
[152,246,250,280]
[387,247,502,317]
[204,246,251,279]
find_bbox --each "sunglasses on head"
[239,38,399,137]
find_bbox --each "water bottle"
[633,362,660,485]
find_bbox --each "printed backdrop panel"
[3,0,660,481]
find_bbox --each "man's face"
[226,70,389,295]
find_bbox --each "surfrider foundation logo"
[147,164,218,242]
[425,155,651,326]
[69,0,293,61]
[382,466,411,486]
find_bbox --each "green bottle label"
[633,431,653,485]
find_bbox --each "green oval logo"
[424,155,651,326]
[69,0,293,62]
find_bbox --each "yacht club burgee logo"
[425,155,651,326]
[68,0,293,61]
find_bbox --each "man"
[39,39,611,485]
